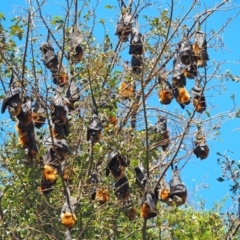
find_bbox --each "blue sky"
[1,0,240,212]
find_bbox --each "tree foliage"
[0,0,239,239]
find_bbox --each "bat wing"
[51,94,67,119]
[145,193,156,211]
[88,114,103,131]
[1,87,21,113]
[114,175,129,195]
[191,85,203,98]
[178,38,194,66]
[156,115,167,134]
[42,147,56,165]
[40,43,58,70]
[70,27,84,47]
[129,33,144,55]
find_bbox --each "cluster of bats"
[89,150,188,221]
[116,4,208,114]
[90,3,210,221]
[0,2,211,237]
[88,115,208,221]
[1,26,84,231]
[160,31,209,111]
[99,126,188,221]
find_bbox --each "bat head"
[95,188,110,204]
[158,90,174,105]
[43,164,58,183]
[194,143,209,160]
[177,87,190,105]
[60,212,77,228]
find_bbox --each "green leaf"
[205,111,210,117]
[105,5,112,9]
[0,12,5,21]
[216,177,225,182]
[51,16,63,25]
[98,19,105,24]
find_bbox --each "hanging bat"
[131,54,143,74]
[67,25,84,63]
[88,172,100,200]
[61,162,75,184]
[172,87,191,109]
[134,166,147,189]
[52,51,68,87]
[191,85,206,113]
[154,115,170,151]
[178,35,195,66]
[155,176,170,204]
[51,91,68,125]
[114,175,130,200]
[52,68,69,87]
[193,31,209,67]
[172,51,190,108]
[40,42,59,71]
[38,151,57,194]
[158,67,174,105]
[16,121,38,158]
[119,62,134,100]
[115,10,134,42]
[1,73,22,117]
[42,146,59,183]
[123,197,137,221]
[87,114,103,145]
[94,188,110,205]
[42,164,58,184]
[172,51,186,87]
[32,97,46,129]
[25,129,39,159]
[140,183,157,219]
[178,32,197,78]
[60,196,80,228]
[16,121,33,148]
[129,18,144,55]
[64,81,80,111]
[100,93,118,128]
[193,125,209,160]
[52,120,69,140]
[106,151,128,179]
[17,96,32,127]
[168,164,187,206]
[43,136,70,160]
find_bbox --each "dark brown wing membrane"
[40,43,58,70]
